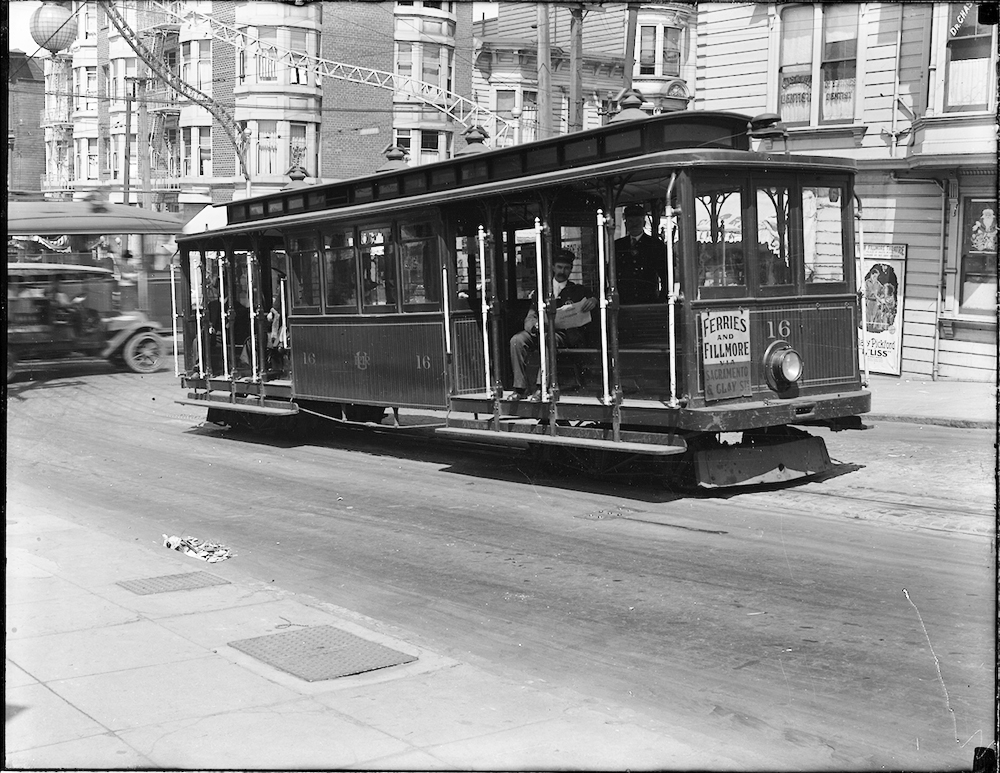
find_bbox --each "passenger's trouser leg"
[509,330,538,390]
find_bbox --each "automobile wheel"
[121,331,164,374]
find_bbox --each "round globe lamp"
[30,2,77,54]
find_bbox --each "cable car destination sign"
[700,308,752,401]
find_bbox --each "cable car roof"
[8,200,184,236]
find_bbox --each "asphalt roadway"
[5,363,997,770]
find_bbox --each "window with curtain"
[256,27,277,82]
[779,5,857,125]
[290,29,309,85]
[778,5,813,125]
[820,4,857,122]
[256,120,278,175]
[946,10,992,112]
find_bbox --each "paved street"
[6,363,996,770]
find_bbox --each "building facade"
[7,51,46,195]
[695,2,997,382]
[38,0,479,220]
[472,2,696,142]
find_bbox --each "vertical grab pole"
[169,262,180,378]
[596,209,611,404]
[442,266,453,357]
[193,255,206,380]
[246,255,260,382]
[279,276,289,348]
[855,193,869,387]
[665,173,680,408]
[533,217,548,401]
[477,226,493,395]
[217,255,230,378]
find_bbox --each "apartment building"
[473,2,696,141]
[695,2,996,381]
[38,0,477,221]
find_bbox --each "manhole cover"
[116,572,231,595]
[228,625,417,682]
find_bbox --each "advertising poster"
[857,244,906,376]
[700,308,751,401]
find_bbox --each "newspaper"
[554,299,592,330]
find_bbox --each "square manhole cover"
[116,572,231,595]
[228,625,417,682]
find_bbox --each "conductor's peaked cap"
[623,204,646,218]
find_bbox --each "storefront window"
[959,197,998,314]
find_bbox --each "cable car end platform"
[176,393,299,416]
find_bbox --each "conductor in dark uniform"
[508,249,597,400]
[614,204,667,304]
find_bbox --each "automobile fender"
[101,314,162,358]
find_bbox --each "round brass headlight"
[764,340,804,390]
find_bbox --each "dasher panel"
[291,320,447,407]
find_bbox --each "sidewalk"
[6,506,752,771]
[865,374,997,429]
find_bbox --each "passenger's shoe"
[528,388,543,401]
[509,388,527,401]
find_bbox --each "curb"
[866,413,996,430]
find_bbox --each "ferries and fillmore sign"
[701,308,752,402]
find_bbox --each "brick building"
[7,50,46,195]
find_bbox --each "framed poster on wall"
[856,244,906,376]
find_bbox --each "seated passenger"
[614,204,666,304]
[508,250,597,401]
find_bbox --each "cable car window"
[802,185,845,283]
[288,235,320,309]
[509,228,539,300]
[558,225,599,290]
[360,225,396,312]
[323,229,357,312]
[756,185,793,287]
[400,219,441,310]
[695,180,746,290]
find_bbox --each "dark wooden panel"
[291,320,447,407]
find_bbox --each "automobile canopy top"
[8,200,183,236]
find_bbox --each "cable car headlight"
[764,340,804,390]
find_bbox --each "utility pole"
[137,67,151,210]
[537,4,552,139]
[569,4,584,133]
[123,79,133,206]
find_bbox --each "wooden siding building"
[695,2,997,382]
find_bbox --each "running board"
[436,426,686,456]
[177,392,299,416]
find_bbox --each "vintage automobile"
[7,262,165,381]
